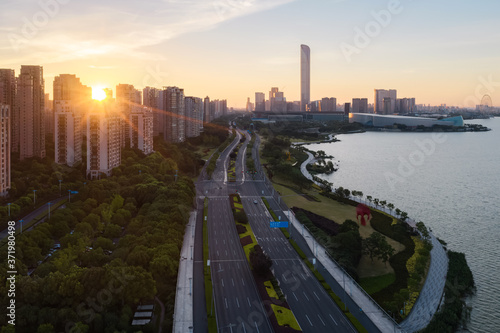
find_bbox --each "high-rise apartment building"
[255,92,265,111]
[0,104,11,196]
[161,87,185,143]
[16,65,45,160]
[54,101,82,166]
[300,44,311,111]
[129,106,153,155]
[86,101,121,179]
[352,98,369,113]
[374,89,397,114]
[185,97,203,138]
[116,84,142,147]
[53,74,91,166]
[396,98,416,114]
[320,98,337,112]
[270,88,286,112]
[0,69,16,154]
[203,96,210,123]
[44,93,54,136]
[246,97,254,112]
[143,87,163,137]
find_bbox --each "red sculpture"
[356,204,371,226]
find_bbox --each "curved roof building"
[349,113,464,128]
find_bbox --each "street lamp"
[7,203,11,217]
[33,189,37,206]
[59,180,62,196]
[48,202,52,219]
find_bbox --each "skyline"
[2,0,500,108]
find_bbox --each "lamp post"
[33,189,37,206]
[20,219,23,234]
[59,180,62,196]
[68,190,71,203]
[48,202,52,219]
[7,203,11,217]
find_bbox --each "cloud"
[0,0,296,65]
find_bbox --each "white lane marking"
[217,250,219,256]
[247,297,251,307]
[237,262,240,269]
[225,298,228,308]
[303,292,310,301]
[225,250,228,255]
[242,322,246,333]
[318,314,326,326]
[254,322,260,333]
[305,314,313,326]
[292,292,298,301]
[222,279,224,287]
[242,278,245,286]
[215,230,216,235]
[301,273,307,280]
[329,314,338,325]
[236,297,240,308]
[282,274,287,282]
[215,239,218,245]
[313,291,320,300]
[232,278,235,286]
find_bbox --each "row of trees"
[0,138,205,332]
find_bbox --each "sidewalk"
[172,210,196,333]
[288,210,403,333]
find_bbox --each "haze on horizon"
[1,0,500,108]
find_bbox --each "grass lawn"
[359,274,396,295]
[270,304,301,331]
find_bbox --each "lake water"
[308,118,500,333]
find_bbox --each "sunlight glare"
[92,86,107,101]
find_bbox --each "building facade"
[374,89,397,114]
[352,98,369,113]
[0,69,16,154]
[116,84,142,147]
[0,104,10,196]
[162,87,185,143]
[143,86,162,137]
[321,98,337,112]
[185,96,203,138]
[255,92,265,112]
[86,102,121,179]
[129,106,153,155]
[300,44,311,112]
[54,100,82,167]
[17,65,45,160]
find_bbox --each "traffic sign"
[70,191,79,194]
[270,221,289,228]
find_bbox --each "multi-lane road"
[195,128,357,332]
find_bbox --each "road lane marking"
[318,314,326,326]
[314,291,320,300]
[254,322,260,333]
[215,239,218,245]
[232,278,235,286]
[305,314,313,326]
[301,273,307,280]
[303,292,310,301]
[282,274,287,282]
[242,323,246,333]
[247,297,251,307]
[242,278,245,286]
[329,314,338,325]
[236,297,240,308]
[225,298,228,308]
[292,292,298,301]
[222,279,224,287]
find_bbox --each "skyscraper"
[16,65,45,160]
[300,44,311,112]
[0,104,11,196]
[143,87,162,137]
[0,69,16,153]
[321,98,337,112]
[203,96,210,123]
[116,84,142,147]
[352,98,369,113]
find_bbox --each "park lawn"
[270,304,301,331]
[359,274,396,295]
[264,281,279,300]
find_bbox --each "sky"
[1,0,500,108]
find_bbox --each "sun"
[92,86,107,101]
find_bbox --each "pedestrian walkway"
[400,233,448,332]
[288,210,403,333]
[172,210,196,333]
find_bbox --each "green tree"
[37,323,55,333]
[362,232,395,264]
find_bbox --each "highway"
[237,130,357,333]
[200,128,274,333]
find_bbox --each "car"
[253,200,258,204]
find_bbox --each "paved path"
[172,210,196,333]
[400,233,448,332]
